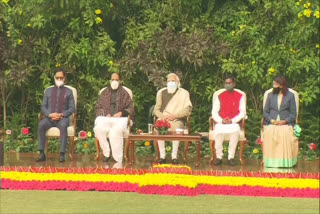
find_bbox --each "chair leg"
[209,140,215,165]
[69,136,75,160]
[154,140,160,164]
[95,137,100,161]
[124,138,129,163]
[240,141,246,165]
[184,141,190,163]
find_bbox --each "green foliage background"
[1,0,319,158]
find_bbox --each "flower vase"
[157,128,168,135]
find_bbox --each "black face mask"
[273,87,281,94]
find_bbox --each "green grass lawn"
[0,190,319,214]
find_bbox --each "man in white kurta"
[153,73,192,164]
[211,76,246,166]
[94,73,134,163]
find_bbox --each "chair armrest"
[240,118,246,135]
[127,115,131,133]
[38,112,43,122]
[186,115,191,133]
[72,113,76,130]
[209,117,214,130]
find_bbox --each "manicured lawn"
[0,190,319,213]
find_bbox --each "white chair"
[209,89,247,165]
[39,85,77,160]
[95,86,133,161]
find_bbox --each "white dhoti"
[94,116,128,163]
[214,124,240,160]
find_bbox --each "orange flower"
[144,141,150,147]
[84,143,89,149]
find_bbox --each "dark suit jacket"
[263,90,297,126]
[41,86,75,118]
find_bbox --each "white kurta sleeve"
[212,97,223,123]
[231,96,246,123]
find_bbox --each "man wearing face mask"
[153,73,192,164]
[37,69,75,162]
[211,75,246,166]
[94,73,134,163]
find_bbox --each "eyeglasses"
[55,77,64,80]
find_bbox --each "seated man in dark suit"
[37,69,75,162]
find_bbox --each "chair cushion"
[209,129,246,141]
[46,126,75,137]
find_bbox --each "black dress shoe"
[59,154,65,162]
[172,159,179,164]
[229,158,236,166]
[158,158,166,164]
[104,156,111,162]
[213,158,222,166]
[36,153,46,162]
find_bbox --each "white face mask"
[55,79,64,88]
[110,80,119,90]
[167,81,178,94]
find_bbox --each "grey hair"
[167,73,181,87]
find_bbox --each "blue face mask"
[167,81,178,93]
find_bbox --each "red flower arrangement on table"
[154,119,171,135]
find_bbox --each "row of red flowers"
[1,180,319,198]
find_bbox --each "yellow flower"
[144,141,150,147]
[303,9,312,17]
[252,61,256,65]
[316,44,320,48]
[314,11,320,18]
[87,132,92,137]
[231,31,236,36]
[298,12,303,18]
[84,143,89,149]
[2,0,9,4]
[27,23,31,27]
[108,60,113,66]
[268,68,275,74]
[95,9,102,15]
[17,39,22,45]
[95,17,102,24]
[307,2,311,7]
[253,148,259,154]
[165,146,171,152]
[239,25,246,30]
[303,3,308,8]
[55,63,61,68]
[296,2,300,6]
[290,48,296,53]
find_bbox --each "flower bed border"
[1,166,319,198]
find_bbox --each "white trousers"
[94,116,128,163]
[158,140,179,159]
[214,124,240,160]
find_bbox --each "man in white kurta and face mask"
[94,73,134,163]
[153,73,192,164]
